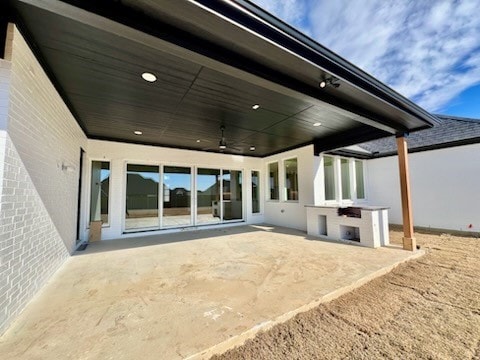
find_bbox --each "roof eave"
[203,0,438,128]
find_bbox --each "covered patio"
[0,225,422,359]
[0,0,437,341]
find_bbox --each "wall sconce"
[62,162,75,173]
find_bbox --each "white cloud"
[251,0,480,112]
[251,0,309,31]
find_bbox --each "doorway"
[122,165,244,232]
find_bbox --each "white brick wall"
[7,25,87,248]
[0,25,87,334]
[0,59,10,130]
[0,132,70,333]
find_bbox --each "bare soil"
[212,229,480,360]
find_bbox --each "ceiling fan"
[218,125,227,149]
[201,125,243,152]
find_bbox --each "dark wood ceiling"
[7,0,435,157]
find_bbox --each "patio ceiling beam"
[314,126,389,155]
[13,0,400,135]
[396,135,416,251]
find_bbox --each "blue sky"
[251,0,480,118]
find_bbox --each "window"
[89,161,110,225]
[196,168,221,224]
[324,156,335,201]
[323,156,366,202]
[355,160,365,199]
[251,171,260,213]
[197,168,244,223]
[341,159,351,200]
[162,166,191,227]
[125,164,159,230]
[284,158,298,201]
[223,170,243,220]
[268,162,279,200]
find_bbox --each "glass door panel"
[196,168,221,224]
[251,171,260,213]
[90,161,110,225]
[223,170,243,221]
[125,164,159,230]
[162,166,192,227]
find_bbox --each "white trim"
[320,154,368,205]
[266,161,280,201]
[283,157,299,203]
[250,169,262,215]
[86,158,112,229]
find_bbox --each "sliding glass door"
[196,168,221,225]
[222,170,243,221]
[162,166,192,227]
[125,164,159,230]
[124,165,243,231]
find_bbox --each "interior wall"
[367,143,480,232]
[84,140,264,240]
[262,145,315,231]
[0,24,86,334]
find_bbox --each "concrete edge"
[185,249,426,360]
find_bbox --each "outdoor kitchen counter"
[305,205,390,248]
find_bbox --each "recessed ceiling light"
[196,139,201,143]
[313,122,322,127]
[141,72,157,82]
[319,81,327,88]
[252,104,260,110]
[250,146,256,151]
[134,130,143,135]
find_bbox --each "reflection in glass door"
[125,164,159,230]
[222,170,243,221]
[90,161,110,225]
[162,166,192,227]
[196,168,221,224]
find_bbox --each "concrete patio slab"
[0,225,423,360]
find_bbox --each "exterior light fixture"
[252,104,260,110]
[61,162,75,173]
[319,76,340,89]
[141,72,157,82]
[313,122,322,127]
[196,139,201,143]
[250,145,256,151]
[219,125,227,149]
[134,130,143,135]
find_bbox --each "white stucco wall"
[367,143,480,232]
[84,140,265,240]
[262,145,315,231]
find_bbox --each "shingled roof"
[332,115,480,158]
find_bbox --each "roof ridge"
[435,114,480,123]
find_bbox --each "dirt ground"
[212,229,480,360]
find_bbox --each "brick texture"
[0,25,87,334]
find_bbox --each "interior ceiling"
[7,0,435,157]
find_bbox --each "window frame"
[323,155,337,203]
[283,157,299,202]
[251,169,262,214]
[267,161,280,201]
[87,159,112,228]
[322,155,367,204]
[354,159,367,200]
